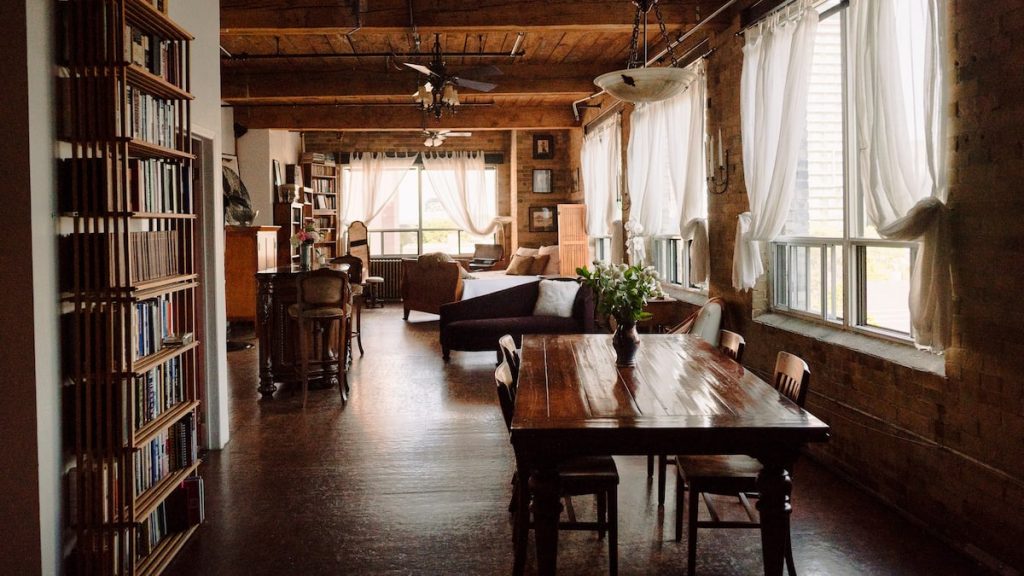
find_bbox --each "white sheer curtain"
[732,2,819,291]
[852,0,949,350]
[343,152,418,226]
[627,61,707,270]
[421,150,497,236]
[581,114,621,238]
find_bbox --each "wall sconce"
[707,128,729,194]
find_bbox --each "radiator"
[369,257,403,301]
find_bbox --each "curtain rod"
[572,0,742,122]
[735,0,847,37]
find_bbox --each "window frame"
[653,235,706,293]
[769,1,917,345]
[343,165,497,257]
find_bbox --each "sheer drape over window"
[852,0,949,350]
[421,150,497,236]
[343,152,418,226]
[581,114,621,238]
[627,60,708,272]
[733,1,819,291]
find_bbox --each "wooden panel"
[225,226,279,322]
[556,203,589,275]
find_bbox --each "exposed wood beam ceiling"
[222,1,729,131]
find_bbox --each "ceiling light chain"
[653,1,680,67]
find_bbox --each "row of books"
[308,178,336,195]
[126,85,178,148]
[134,356,184,430]
[138,477,205,561]
[129,158,191,213]
[130,230,181,284]
[134,296,177,361]
[300,152,332,164]
[308,164,337,178]
[125,24,182,86]
[134,412,197,497]
[311,193,338,210]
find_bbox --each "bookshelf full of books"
[57,1,205,574]
[301,153,340,260]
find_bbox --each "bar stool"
[348,220,385,308]
[289,268,351,406]
[330,254,365,357]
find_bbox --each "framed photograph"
[533,134,554,159]
[529,205,558,233]
[272,159,283,187]
[532,169,552,194]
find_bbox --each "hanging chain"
[626,6,642,69]
[654,1,680,67]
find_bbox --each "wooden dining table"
[510,333,830,576]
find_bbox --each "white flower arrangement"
[577,261,664,324]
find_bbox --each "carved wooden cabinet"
[225,225,279,322]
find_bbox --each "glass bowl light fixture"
[594,0,692,103]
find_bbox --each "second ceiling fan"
[403,33,502,119]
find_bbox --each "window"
[592,237,612,263]
[771,0,917,340]
[653,237,706,291]
[343,166,497,256]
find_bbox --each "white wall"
[222,106,236,156]
[237,128,302,227]
[169,0,229,450]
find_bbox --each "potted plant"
[577,261,664,366]
[291,222,321,270]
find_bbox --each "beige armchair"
[401,255,464,320]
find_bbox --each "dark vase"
[299,243,313,270]
[612,319,640,367]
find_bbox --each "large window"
[344,166,497,256]
[653,237,706,291]
[771,0,917,339]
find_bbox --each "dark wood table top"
[257,262,350,276]
[510,333,829,459]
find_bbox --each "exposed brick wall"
[678,2,1024,570]
[516,130,583,248]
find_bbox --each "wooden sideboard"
[225,225,279,322]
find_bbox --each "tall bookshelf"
[58,1,205,574]
[301,158,340,260]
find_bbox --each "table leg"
[756,456,794,576]
[529,468,562,576]
[257,277,278,397]
[512,472,529,576]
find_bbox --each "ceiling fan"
[422,129,472,148]
[403,33,502,118]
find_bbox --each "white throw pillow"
[515,246,539,258]
[532,280,580,318]
[537,245,561,275]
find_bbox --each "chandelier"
[404,34,499,120]
[594,0,693,103]
[414,80,460,119]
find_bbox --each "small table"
[638,296,687,332]
[255,263,349,397]
[511,334,830,576]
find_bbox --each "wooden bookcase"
[58,1,205,574]
[301,160,340,260]
[273,199,312,265]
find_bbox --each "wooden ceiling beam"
[232,105,580,130]
[221,65,607,103]
[221,0,698,36]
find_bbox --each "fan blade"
[455,64,503,78]
[445,132,472,137]
[402,62,438,77]
[453,77,497,92]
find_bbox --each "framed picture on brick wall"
[533,134,554,159]
[532,169,552,194]
[529,205,557,233]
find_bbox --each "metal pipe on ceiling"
[572,0,742,122]
[225,51,526,61]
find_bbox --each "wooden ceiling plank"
[232,104,580,130]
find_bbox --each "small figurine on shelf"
[291,222,321,270]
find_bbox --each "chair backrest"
[772,351,810,407]
[498,334,520,390]
[718,329,746,363]
[296,268,350,309]
[495,359,515,432]
[689,298,723,346]
[331,254,363,285]
[473,243,504,262]
[348,221,371,277]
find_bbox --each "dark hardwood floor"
[166,304,986,575]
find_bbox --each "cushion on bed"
[538,245,561,275]
[506,254,535,275]
[515,247,539,258]
[528,255,551,275]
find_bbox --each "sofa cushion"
[533,279,580,318]
[506,254,535,275]
[537,245,561,275]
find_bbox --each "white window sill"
[755,313,946,376]
[660,282,708,307]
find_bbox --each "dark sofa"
[438,279,595,361]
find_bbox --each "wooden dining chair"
[289,268,351,406]
[497,334,520,387]
[347,220,385,308]
[495,361,620,576]
[718,329,746,363]
[331,254,365,357]
[673,351,810,576]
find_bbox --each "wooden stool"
[289,268,351,406]
[364,276,385,308]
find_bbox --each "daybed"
[438,278,594,361]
